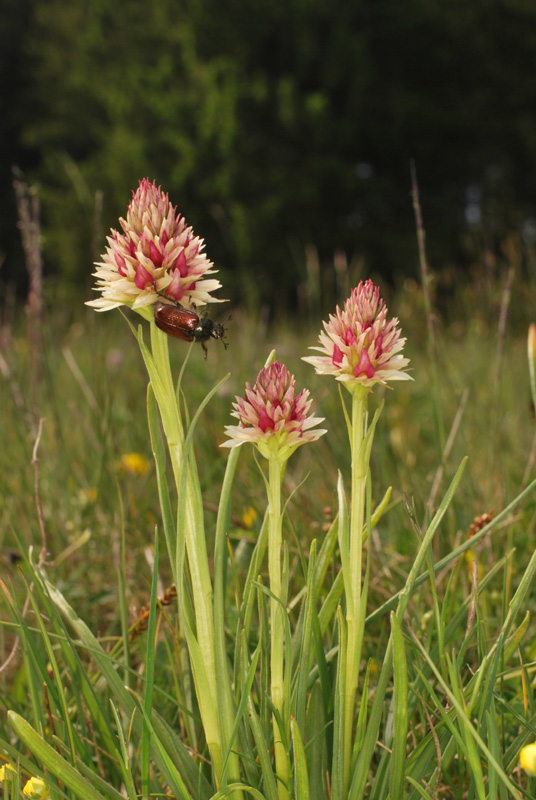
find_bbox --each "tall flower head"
[221,359,326,462]
[303,280,411,391]
[87,178,224,313]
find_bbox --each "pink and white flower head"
[303,280,412,391]
[87,178,224,313]
[221,359,326,462]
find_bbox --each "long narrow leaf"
[412,633,523,798]
[305,683,329,800]
[367,475,536,625]
[331,608,347,800]
[214,444,245,788]
[126,693,193,800]
[485,707,500,800]
[389,613,409,800]
[294,540,317,731]
[53,738,127,800]
[141,532,160,798]
[209,785,267,800]
[291,717,310,800]
[147,383,177,568]
[445,653,486,800]
[336,471,352,610]
[349,458,467,800]
[9,712,109,800]
[239,631,279,800]
[220,637,260,786]
[108,702,139,800]
[37,569,208,798]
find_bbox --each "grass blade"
[9,712,110,800]
[389,612,409,800]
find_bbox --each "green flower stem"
[268,452,290,800]
[343,387,369,795]
[149,319,184,447]
[148,323,224,781]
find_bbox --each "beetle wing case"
[152,287,228,355]
[154,302,199,341]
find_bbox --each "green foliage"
[4,0,536,306]
[2,268,536,797]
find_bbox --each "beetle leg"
[153,279,170,302]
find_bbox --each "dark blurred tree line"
[2,0,536,310]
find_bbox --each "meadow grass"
[0,267,536,799]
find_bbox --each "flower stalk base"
[268,453,291,800]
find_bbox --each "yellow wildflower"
[241,506,258,529]
[520,743,536,776]
[117,453,150,476]
[0,764,17,782]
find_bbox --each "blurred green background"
[2,0,536,311]
[2,0,536,588]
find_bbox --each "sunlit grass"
[1,270,536,798]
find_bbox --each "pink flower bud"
[303,280,412,390]
[221,361,326,462]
